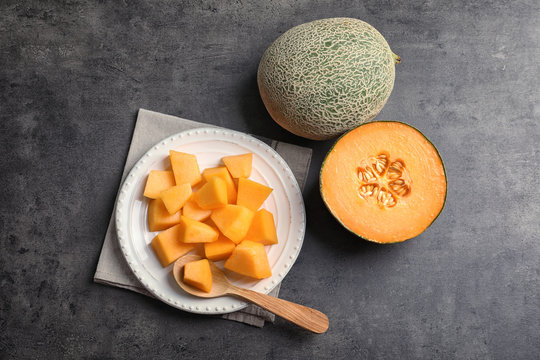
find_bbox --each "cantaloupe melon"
[202,166,237,203]
[258,18,400,140]
[222,153,253,178]
[143,170,175,199]
[320,121,447,243]
[159,183,192,215]
[169,151,201,186]
[151,224,195,267]
[147,198,182,232]
[236,178,273,211]
[178,216,219,243]
[183,199,212,221]
[195,177,228,210]
[183,259,212,293]
[244,209,278,245]
[211,204,254,244]
[224,240,272,279]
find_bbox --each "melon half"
[320,121,447,243]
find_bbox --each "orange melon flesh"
[204,234,237,261]
[236,178,273,211]
[222,153,253,178]
[202,166,237,203]
[320,121,447,243]
[183,199,212,221]
[211,205,254,244]
[148,198,182,232]
[159,183,192,215]
[169,151,202,186]
[195,177,228,210]
[151,224,196,267]
[183,259,212,293]
[178,216,219,243]
[244,209,278,245]
[224,240,272,279]
[143,170,175,199]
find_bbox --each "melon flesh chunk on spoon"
[173,255,329,333]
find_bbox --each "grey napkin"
[94,109,312,327]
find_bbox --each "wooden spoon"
[173,255,329,333]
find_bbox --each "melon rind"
[258,18,397,140]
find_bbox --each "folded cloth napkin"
[94,109,312,327]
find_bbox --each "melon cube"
[178,216,219,243]
[211,204,254,244]
[204,234,236,261]
[169,151,201,186]
[195,177,228,210]
[159,183,192,215]
[183,199,212,221]
[202,166,237,203]
[236,178,273,211]
[148,198,182,232]
[151,224,195,267]
[143,170,175,199]
[244,209,278,245]
[222,153,253,178]
[183,259,212,293]
[224,240,272,279]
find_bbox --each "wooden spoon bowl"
[173,255,329,333]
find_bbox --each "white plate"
[115,127,306,314]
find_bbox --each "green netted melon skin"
[258,18,398,140]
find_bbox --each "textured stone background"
[1,1,539,359]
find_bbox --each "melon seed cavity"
[357,153,412,208]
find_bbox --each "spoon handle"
[229,287,329,333]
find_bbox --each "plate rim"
[115,127,306,314]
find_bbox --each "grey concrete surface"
[1,1,539,359]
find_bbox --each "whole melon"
[257,18,400,140]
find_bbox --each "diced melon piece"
[236,178,273,211]
[183,199,212,221]
[224,240,272,279]
[195,177,227,210]
[202,166,237,203]
[143,170,175,199]
[204,234,236,261]
[183,259,212,293]
[222,153,253,178]
[211,205,254,244]
[151,224,195,267]
[159,183,192,215]
[169,150,201,186]
[148,199,182,232]
[178,216,219,243]
[244,209,278,245]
